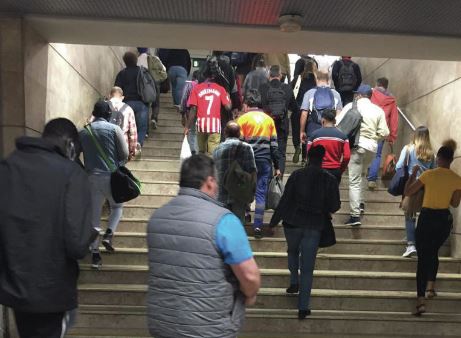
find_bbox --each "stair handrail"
[397,107,416,131]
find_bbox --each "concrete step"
[110,219,407,240]
[76,284,461,313]
[115,203,406,224]
[132,180,399,202]
[81,250,461,273]
[126,191,400,212]
[68,305,461,337]
[78,265,461,293]
[100,232,447,256]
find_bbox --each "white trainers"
[402,245,417,258]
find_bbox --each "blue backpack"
[307,87,335,136]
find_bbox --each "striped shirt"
[237,109,281,169]
[187,82,230,133]
[307,127,351,171]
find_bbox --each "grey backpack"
[137,66,157,104]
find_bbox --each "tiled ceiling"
[1,0,460,38]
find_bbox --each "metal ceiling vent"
[278,14,303,33]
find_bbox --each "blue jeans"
[168,66,188,105]
[254,159,272,229]
[367,140,385,182]
[126,100,149,145]
[405,216,416,245]
[284,226,321,311]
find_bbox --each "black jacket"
[260,79,300,119]
[114,66,142,102]
[0,137,96,313]
[270,165,340,230]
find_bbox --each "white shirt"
[338,98,389,153]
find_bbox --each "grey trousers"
[348,147,374,217]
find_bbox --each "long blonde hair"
[411,126,434,162]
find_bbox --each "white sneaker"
[402,245,417,258]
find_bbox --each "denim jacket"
[79,118,128,174]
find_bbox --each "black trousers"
[275,117,289,175]
[14,310,66,338]
[290,109,301,149]
[325,168,342,185]
[415,208,452,297]
[339,91,354,107]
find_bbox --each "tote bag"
[388,147,410,196]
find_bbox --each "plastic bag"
[180,136,192,163]
[266,176,284,210]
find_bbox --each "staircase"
[68,94,461,338]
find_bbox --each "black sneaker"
[298,309,311,320]
[102,229,115,252]
[254,228,263,239]
[151,119,158,130]
[345,216,361,226]
[286,284,299,294]
[360,203,365,214]
[91,252,102,270]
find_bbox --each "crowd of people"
[1,49,461,338]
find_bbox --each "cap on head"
[137,47,148,54]
[354,84,373,96]
[92,100,111,119]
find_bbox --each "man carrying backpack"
[300,71,343,166]
[260,65,299,175]
[338,85,389,226]
[108,86,138,159]
[332,56,362,106]
[213,121,256,223]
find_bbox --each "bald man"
[213,121,257,223]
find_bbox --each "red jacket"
[371,88,398,143]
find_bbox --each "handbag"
[319,214,336,248]
[401,189,424,215]
[388,146,410,196]
[85,125,141,203]
[381,144,397,180]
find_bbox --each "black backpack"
[107,101,126,129]
[337,99,362,148]
[137,66,157,104]
[337,60,357,92]
[223,143,256,204]
[267,85,287,119]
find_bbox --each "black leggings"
[415,208,452,297]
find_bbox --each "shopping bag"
[266,176,284,210]
[180,136,192,163]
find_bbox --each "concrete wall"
[356,56,461,257]
[0,17,132,157]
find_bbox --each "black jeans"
[415,208,452,297]
[275,117,289,175]
[290,109,301,149]
[325,168,342,185]
[151,82,161,122]
[339,91,354,107]
[14,310,66,338]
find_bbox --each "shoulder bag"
[85,125,141,203]
[388,146,410,196]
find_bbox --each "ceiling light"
[278,14,303,33]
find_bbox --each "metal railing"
[397,107,416,131]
